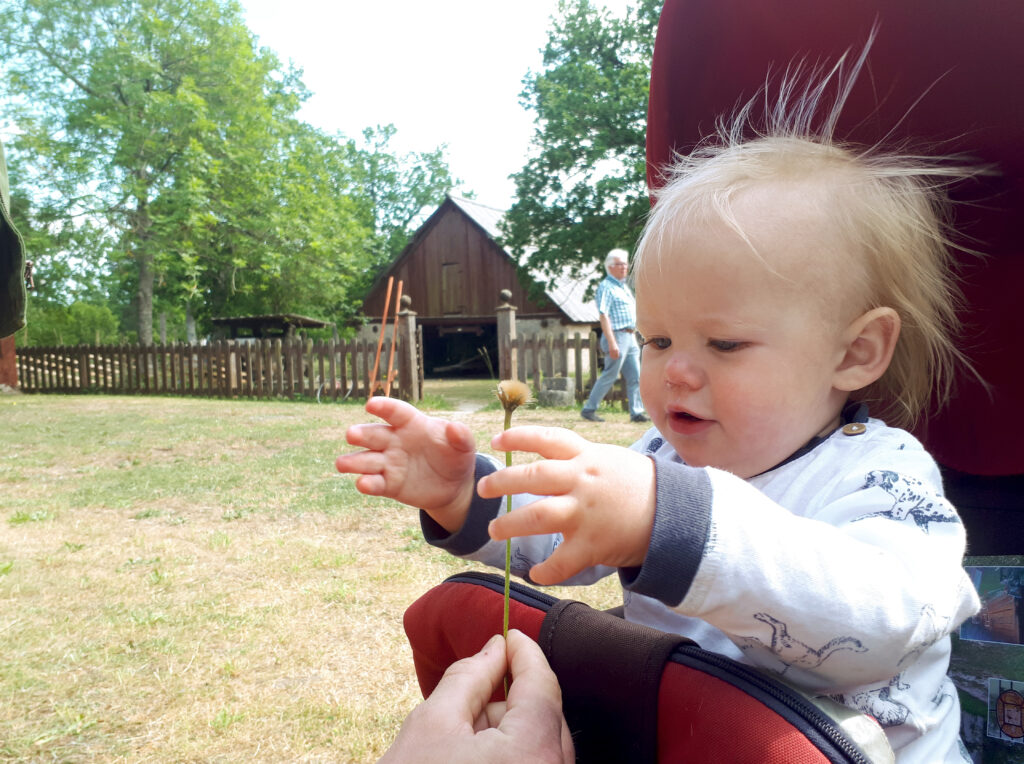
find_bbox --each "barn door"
[442,262,465,315]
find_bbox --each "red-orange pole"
[368,276,393,395]
[383,280,403,397]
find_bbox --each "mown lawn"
[0,389,641,762]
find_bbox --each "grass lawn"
[0,387,644,762]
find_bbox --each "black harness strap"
[540,599,693,762]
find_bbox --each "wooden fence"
[15,299,626,406]
[509,331,608,403]
[15,336,420,401]
[496,294,625,405]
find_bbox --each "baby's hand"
[336,397,477,531]
[478,426,656,585]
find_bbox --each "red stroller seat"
[646,0,1024,556]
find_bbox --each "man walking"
[581,249,648,423]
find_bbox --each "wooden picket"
[506,330,623,404]
[14,337,416,401]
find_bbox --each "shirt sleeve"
[627,447,980,693]
[421,453,616,587]
[594,279,611,316]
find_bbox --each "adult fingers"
[479,700,507,731]
[425,634,507,724]
[381,636,508,764]
[501,630,573,761]
[505,630,560,701]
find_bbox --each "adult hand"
[479,426,656,585]
[380,630,573,764]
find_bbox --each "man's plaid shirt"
[594,274,636,331]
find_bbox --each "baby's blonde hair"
[635,37,983,429]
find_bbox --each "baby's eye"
[708,339,747,353]
[638,335,671,350]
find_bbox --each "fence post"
[496,289,518,382]
[396,294,420,402]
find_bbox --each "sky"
[238,0,633,210]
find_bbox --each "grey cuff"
[619,458,713,606]
[420,454,502,556]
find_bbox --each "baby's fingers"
[352,473,389,497]
[334,451,390,496]
[334,449,378,475]
[363,396,420,427]
[490,426,587,460]
[344,421,396,451]
[527,543,591,586]
[488,496,577,541]
[477,459,574,501]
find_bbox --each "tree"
[187,120,376,328]
[0,0,345,343]
[348,124,456,265]
[1,1,457,346]
[23,300,120,347]
[501,0,662,289]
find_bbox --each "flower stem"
[502,406,513,641]
[494,380,529,699]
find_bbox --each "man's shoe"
[581,410,604,422]
[631,413,650,423]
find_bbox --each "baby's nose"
[664,353,705,390]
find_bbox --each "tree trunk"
[136,250,154,345]
[185,302,197,344]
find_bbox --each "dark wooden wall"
[362,200,558,323]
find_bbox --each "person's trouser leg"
[583,334,626,413]
[619,333,644,417]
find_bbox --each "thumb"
[527,544,589,586]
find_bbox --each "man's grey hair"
[605,248,629,268]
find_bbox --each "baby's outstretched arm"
[335,397,477,532]
[479,426,656,585]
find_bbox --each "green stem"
[503,408,513,698]
[502,408,513,640]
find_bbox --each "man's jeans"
[582,329,644,417]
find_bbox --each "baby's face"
[635,206,856,478]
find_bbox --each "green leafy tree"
[349,124,456,265]
[0,0,364,343]
[501,0,662,288]
[191,121,375,328]
[23,300,120,347]
[2,1,457,345]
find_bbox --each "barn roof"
[447,196,600,324]
[211,313,332,338]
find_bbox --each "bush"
[20,300,121,346]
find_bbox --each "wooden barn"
[359,196,599,376]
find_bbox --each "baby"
[338,51,981,763]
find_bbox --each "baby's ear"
[833,307,901,392]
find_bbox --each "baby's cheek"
[638,366,663,405]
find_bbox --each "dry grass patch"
[1,392,646,761]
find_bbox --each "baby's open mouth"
[666,408,713,435]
